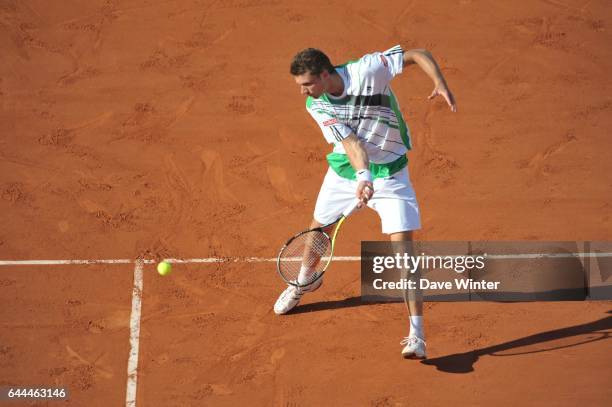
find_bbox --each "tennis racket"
[276,198,362,288]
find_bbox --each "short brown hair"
[290,48,336,76]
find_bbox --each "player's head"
[290,48,336,98]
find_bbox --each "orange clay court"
[1,1,611,406]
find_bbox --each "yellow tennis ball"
[157,261,172,276]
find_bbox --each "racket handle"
[342,198,362,218]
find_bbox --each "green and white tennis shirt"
[306,45,411,180]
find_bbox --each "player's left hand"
[356,181,374,208]
[428,82,457,112]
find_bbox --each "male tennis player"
[274,45,456,359]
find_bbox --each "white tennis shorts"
[314,166,421,234]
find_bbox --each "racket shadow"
[422,310,612,374]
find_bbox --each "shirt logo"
[323,118,338,126]
[380,55,388,67]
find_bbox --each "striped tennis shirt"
[306,45,411,180]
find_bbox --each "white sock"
[297,265,314,285]
[409,315,424,339]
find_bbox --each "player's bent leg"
[274,168,355,315]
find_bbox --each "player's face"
[294,71,328,98]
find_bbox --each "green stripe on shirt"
[326,152,408,180]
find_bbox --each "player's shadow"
[422,310,612,373]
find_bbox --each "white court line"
[1,253,612,266]
[0,256,361,266]
[125,260,143,407]
[0,259,133,265]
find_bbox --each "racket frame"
[276,208,352,288]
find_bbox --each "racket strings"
[278,230,332,284]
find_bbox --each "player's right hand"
[356,181,374,208]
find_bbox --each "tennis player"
[274,45,456,359]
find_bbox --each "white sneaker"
[273,278,323,315]
[400,336,427,359]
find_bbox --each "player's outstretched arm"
[403,49,457,112]
[341,134,374,206]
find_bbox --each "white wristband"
[356,169,372,183]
